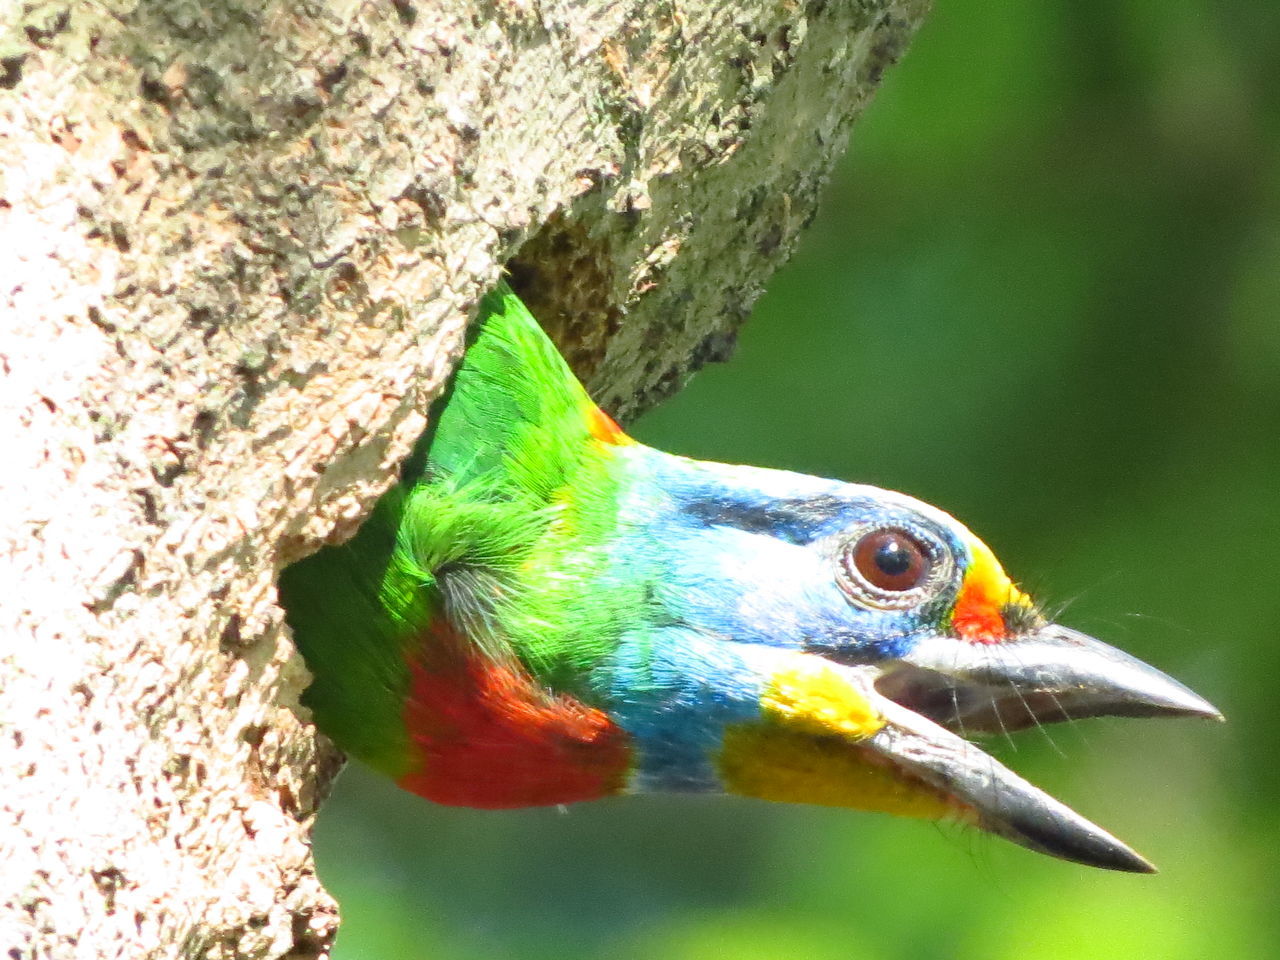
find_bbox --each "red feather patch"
[398,628,631,808]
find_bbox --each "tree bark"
[0,0,928,956]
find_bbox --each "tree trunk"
[0,0,928,956]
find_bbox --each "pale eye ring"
[837,524,952,610]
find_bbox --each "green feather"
[279,282,630,773]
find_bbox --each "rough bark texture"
[0,0,928,957]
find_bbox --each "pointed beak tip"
[1202,700,1227,724]
[981,796,1163,876]
[1051,835,1157,873]
[1163,687,1224,724]
[1104,845,1158,875]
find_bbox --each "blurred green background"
[314,1,1280,957]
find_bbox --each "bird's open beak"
[861,624,1221,871]
[724,625,1220,872]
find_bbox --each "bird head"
[623,455,1222,871]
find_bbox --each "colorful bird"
[279,282,1220,872]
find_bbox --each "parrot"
[279,281,1221,872]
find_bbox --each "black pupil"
[874,538,913,577]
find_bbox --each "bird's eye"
[838,525,948,610]
[852,529,929,592]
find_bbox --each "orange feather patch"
[586,405,633,445]
[951,537,1035,643]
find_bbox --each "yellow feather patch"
[759,659,885,740]
[720,724,963,821]
[717,658,964,821]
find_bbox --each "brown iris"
[850,528,930,592]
